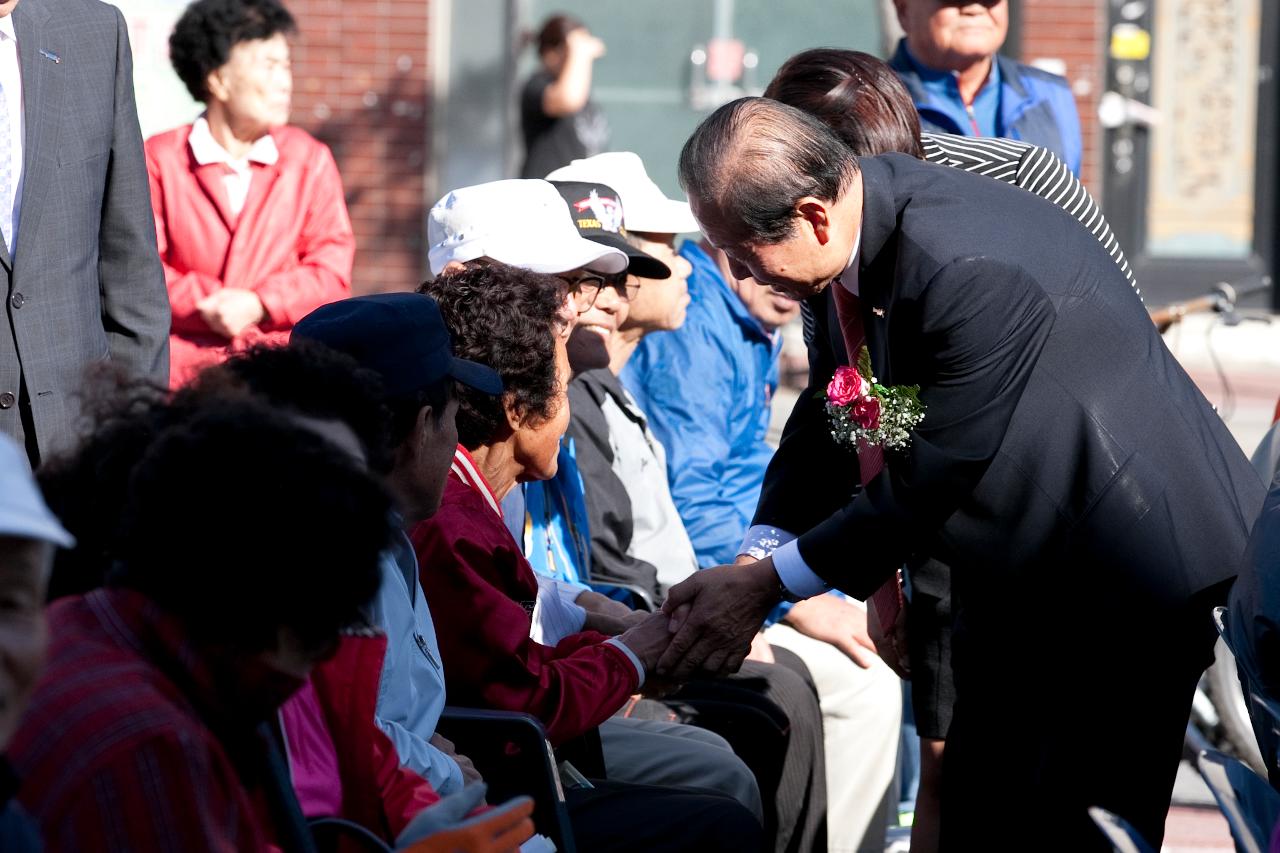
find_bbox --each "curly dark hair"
[198,342,395,474]
[110,400,392,655]
[764,49,925,159]
[417,262,564,450]
[169,0,297,103]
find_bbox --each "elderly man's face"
[691,198,852,302]
[895,0,1008,72]
[0,536,51,751]
[618,234,693,334]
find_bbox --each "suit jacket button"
[9,292,22,309]
[0,392,14,409]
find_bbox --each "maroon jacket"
[410,450,639,746]
[307,632,442,843]
[11,589,285,851]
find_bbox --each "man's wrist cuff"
[771,539,830,600]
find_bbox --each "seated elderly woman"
[148,0,354,387]
[413,262,764,852]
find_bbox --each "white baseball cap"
[428,179,628,277]
[546,152,700,235]
[0,433,73,548]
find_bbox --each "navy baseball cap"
[292,293,503,398]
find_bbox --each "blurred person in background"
[888,0,1082,175]
[520,13,610,179]
[148,0,354,387]
[0,434,72,851]
[0,0,169,468]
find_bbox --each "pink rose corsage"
[823,346,925,453]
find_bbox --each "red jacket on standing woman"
[145,124,354,387]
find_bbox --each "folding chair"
[310,817,393,853]
[1086,807,1155,853]
[437,707,576,853]
[1195,748,1280,853]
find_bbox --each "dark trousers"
[940,580,1228,851]
[567,779,762,852]
[658,650,828,853]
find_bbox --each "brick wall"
[286,0,432,295]
[1019,0,1107,192]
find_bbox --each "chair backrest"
[1196,749,1280,853]
[1086,807,1155,853]
[309,816,394,853]
[437,707,576,853]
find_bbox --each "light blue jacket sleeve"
[634,321,747,568]
[367,543,465,795]
[374,716,465,796]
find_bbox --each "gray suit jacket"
[0,0,169,464]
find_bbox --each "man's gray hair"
[679,97,859,244]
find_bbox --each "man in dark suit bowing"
[658,97,1263,851]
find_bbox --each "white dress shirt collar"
[188,115,279,168]
[0,15,16,41]
[188,116,278,217]
[836,231,862,297]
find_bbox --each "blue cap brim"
[449,357,504,396]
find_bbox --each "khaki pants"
[766,620,902,853]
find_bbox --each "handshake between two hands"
[604,554,898,684]
[606,556,785,684]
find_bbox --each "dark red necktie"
[831,280,903,627]
[830,281,885,485]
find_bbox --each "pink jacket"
[145,124,354,387]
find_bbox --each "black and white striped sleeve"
[1014,145,1138,297]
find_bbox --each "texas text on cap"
[0,433,73,548]
[549,180,671,280]
[426,178,628,277]
[291,294,503,398]
[546,152,700,235]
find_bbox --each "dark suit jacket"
[0,0,169,463]
[755,154,1262,609]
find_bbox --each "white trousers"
[599,715,764,822]
[766,621,902,852]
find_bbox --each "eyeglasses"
[561,272,641,313]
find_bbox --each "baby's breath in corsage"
[823,346,925,452]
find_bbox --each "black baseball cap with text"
[550,180,671,280]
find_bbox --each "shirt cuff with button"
[604,638,645,689]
